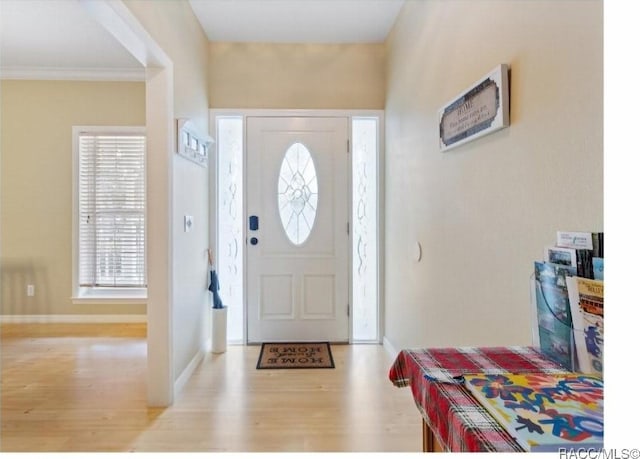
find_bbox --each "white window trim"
[71,125,148,304]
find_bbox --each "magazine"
[556,231,593,250]
[533,261,577,371]
[592,257,604,280]
[567,277,604,376]
[544,246,577,267]
[464,372,603,452]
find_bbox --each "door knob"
[250,237,259,246]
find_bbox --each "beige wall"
[0,80,146,316]
[209,42,385,109]
[124,0,211,381]
[384,0,603,350]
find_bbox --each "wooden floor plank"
[1,323,420,452]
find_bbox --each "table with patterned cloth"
[388,346,568,452]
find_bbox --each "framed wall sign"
[177,118,214,167]
[438,64,510,151]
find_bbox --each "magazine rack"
[531,232,604,376]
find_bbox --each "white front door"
[246,117,349,343]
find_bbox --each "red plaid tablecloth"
[388,346,567,452]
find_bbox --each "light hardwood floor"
[0,323,421,452]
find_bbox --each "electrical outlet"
[27,284,35,297]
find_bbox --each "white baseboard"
[174,345,206,398]
[0,314,147,324]
[382,335,399,358]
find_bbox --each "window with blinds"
[77,131,146,289]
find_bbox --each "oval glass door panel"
[278,142,318,245]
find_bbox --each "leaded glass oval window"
[278,143,318,245]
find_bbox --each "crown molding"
[0,66,145,81]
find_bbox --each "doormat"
[256,342,335,369]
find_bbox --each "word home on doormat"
[256,342,335,369]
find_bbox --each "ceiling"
[189,0,406,44]
[0,0,405,79]
[0,0,143,79]
[0,0,404,80]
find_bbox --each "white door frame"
[83,0,175,407]
[209,109,385,345]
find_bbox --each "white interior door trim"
[84,0,175,407]
[209,109,385,345]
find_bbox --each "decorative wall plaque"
[438,64,510,151]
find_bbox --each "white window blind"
[78,132,146,288]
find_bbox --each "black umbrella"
[208,269,224,309]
